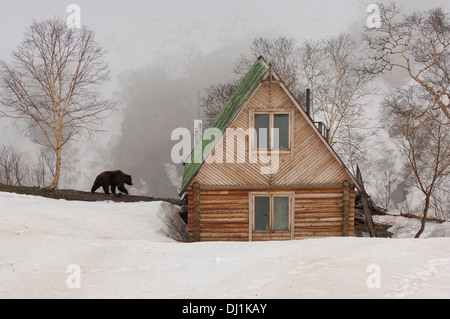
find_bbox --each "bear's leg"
[118,185,129,195]
[102,182,110,194]
[111,184,117,194]
[91,177,102,193]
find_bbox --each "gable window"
[252,112,291,150]
[251,193,292,232]
[273,114,289,149]
[254,114,270,149]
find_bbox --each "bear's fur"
[91,170,133,195]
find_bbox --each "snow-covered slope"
[1,191,450,299]
[373,215,447,238]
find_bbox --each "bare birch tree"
[298,39,324,119]
[234,36,301,97]
[383,85,450,237]
[0,144,28,186]
[365,3,450,124]
[203,37,300,128]
[203,35,376,173]
[370,144,400,211]
[0,17,115,190]
[0,144,16,185]
[300,35,376,144]
[234,35,377,150]
[298,34,377,172]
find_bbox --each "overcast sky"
[0,0,448,100]
[0,0,447,115]
[1,0,448,90]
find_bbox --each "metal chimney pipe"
[306,88,311,118]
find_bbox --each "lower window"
[253,194,290,232]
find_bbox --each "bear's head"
[125,174,133,186]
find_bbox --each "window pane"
[254,197,270,231]
[273,114,289,149]
[254,114,270,149]
[274,197,289,231]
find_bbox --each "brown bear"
[91,170,133,195]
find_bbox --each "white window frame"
[250,110,293,153]
[249,192,295,240]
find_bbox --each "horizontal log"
[200,220,248,225]
[296,217,343,223]
[199,209,249,215]
[200,206,249,211]
[295,207,343,212]
[295,231,343,237]
[252,232,291,236]
[295,198,343,204]
[295,189,344,194]
[199,225,248,230]
[295,206,343,210]
[200,229,249,234]
[200,198,248,204]
[200,213,248,219]
[200,239,248,242]
[295,228,342,234]
[295,206,343,211]
[200,190,230,195]
[252,238,291,241]
[200,219,248,224]
[196,188,355,196]
[200,184,347,190]
[295,222,343,228]
[252,232,292,240]
[295,211,343,216]
[200,233,249,239]
[295,193,343,199]
[295,226,342,232]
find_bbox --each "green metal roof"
[180,56,269,194]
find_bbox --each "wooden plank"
[295,193,343,199]
[361,193,377,237]
[342,180,349,236]
[295,217,343,222]
[192,182,200,242]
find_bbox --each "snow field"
[1,191,450,299]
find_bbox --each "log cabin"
[179,56,362,242]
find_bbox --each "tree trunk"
[46,148,61,191]
[415,195,431,238]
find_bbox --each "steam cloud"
[110,46,244,198]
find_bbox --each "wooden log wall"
[187,185,355,242]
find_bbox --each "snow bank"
[374,215,445,238]
[0,191,186,242]
[156,201,187,242]
[1,191,450,299]
[428,223,450,238]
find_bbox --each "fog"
[109,45,247,197]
